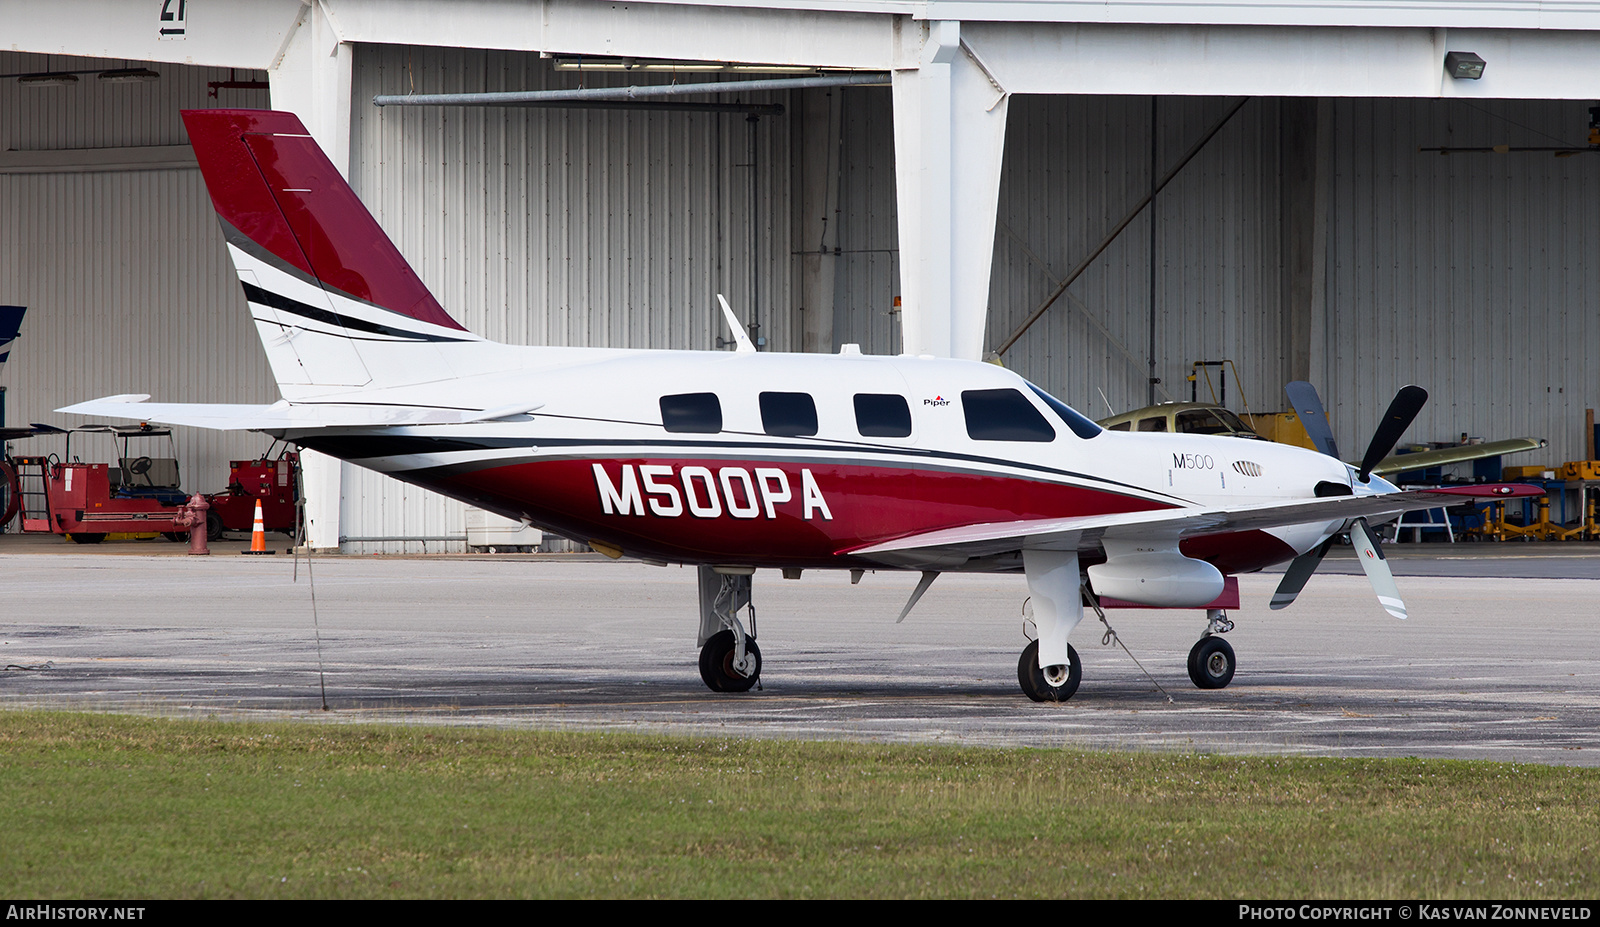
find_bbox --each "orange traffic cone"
[242,498,274,555]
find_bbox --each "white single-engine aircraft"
[63,109,1538,701]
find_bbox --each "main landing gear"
[696,566,761,692]
[1018,639,1081,702]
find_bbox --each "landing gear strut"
[1016,548,1085,702]
[1187,608,1236,689]
[696,566,761,692]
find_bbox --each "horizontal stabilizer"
[57,395,542,431]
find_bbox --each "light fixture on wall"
[97,68,161,83]
[1444,51,1486,80]
[11,64,161,86]
[17,72,80,86]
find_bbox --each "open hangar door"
[0,51,280,524]
[982,94,1600,470]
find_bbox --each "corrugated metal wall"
[1326,98,1600,466]
[0,52,276,505]
[839,92,1290,421]
[849,92,1600,467]
[342,45,794,551]
[830,86,901,355]
[990,95,1288,421]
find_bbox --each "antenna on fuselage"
[1097,388,1115,417]
[716,294,757,354]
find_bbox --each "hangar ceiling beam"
[321,0,898,70]
[960,21,1600,100]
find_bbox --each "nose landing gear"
[699,629,762,692]
[1187,608,1236,689]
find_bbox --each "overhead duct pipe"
[372,72,890,113]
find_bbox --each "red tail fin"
[181,109,465,332]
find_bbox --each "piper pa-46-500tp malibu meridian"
[63,109,1539,701]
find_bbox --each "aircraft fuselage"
[283,345,1353,573]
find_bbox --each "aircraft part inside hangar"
[2,0,1600,552]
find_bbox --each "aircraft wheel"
[69,533,106,545]
[1187,636,1236,689]
[698,629,761,693]
[1017,640,1081,702]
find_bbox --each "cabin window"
[660,393,722,433]
[1137,417,1168,433]
[1025,383,1103,439]
[961,389,1056,442]
[853,393,912,438]
[1108,421,1130,431]
[759,391,818,437]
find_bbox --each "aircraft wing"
[844,484,1541,563]
[56,394,543,430]
[1369,437,1548,476]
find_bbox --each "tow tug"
[10,423,189,543]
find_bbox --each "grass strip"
[0,710,1594,899]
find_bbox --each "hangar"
[3,0,1598,552]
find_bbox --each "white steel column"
[268,0,353,551]
[891,20,1009,360]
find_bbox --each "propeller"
[1357,385,1428,483]
[1271,381,1427,616]
[1268,536,1334,611]
[1348,517,1407,619]
[1283,381,1341,459]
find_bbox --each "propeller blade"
[1284,381,1341,459]
[1358,385,1428,483]
[1349,517,1407,619]
[1269,536,1335,610]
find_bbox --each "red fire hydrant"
[172,493,211,556]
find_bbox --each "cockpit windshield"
[1025,382,1102,439]
[1175,407,1258,436]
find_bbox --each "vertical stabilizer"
[0,305,25,369]
[181,109,476,396]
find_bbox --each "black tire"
[69,533,106,545]
[698,629,761,693]
[1017,639,1081,702]
[1188,636,1236,689]
[162,532,186,543]
[205,510,224,542]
